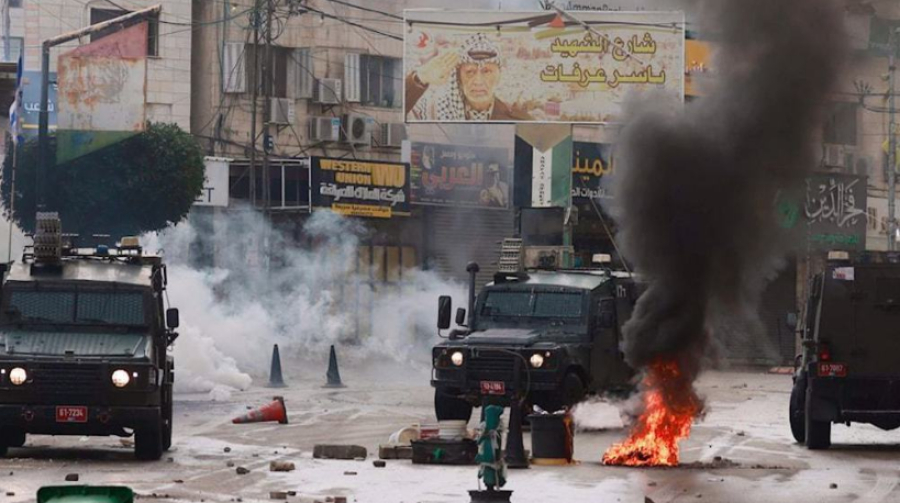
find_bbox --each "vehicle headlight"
[111,369,131,388]
[450,351,464,367]
[530,353,545,369]
[9,367,26,386]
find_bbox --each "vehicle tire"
[135,421,164,461]
[3,430,25,448]
[162,386,173,451]
[561,372,586,409]
[805,407,831,450]
[789,374,806,444]
[434,389,473,422]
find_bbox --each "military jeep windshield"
[2,289,147,327]
[480,290,584,318]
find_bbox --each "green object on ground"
[475,404,507,490]
[37,486,134,503]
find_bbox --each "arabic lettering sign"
[404,10,684,123]
[56,21,148,164]
[410,142,510,209]
[18,71,57,139]
[571,141,614,203]
[310,157,410,218]
[804,173,867,251]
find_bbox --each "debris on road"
[224,447,232,453]
[373,460,386,468]
[270,491,288,500]
[227,461,235,468]
[232,397,288,424]
[235,466,250,475]
[344,471,357,476]
[65,474,79,482]
[830,483,838,489]
[378,445,412,460]
[314,444,367,460]
[269,461,295,472]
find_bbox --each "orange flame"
[602,359,701,467]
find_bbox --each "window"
[245,45,290,98]
[9,0,21,8]
[823,102,857,146]
[481,291,584,318]
[89,8,159,57]
[1,37,23,63]
[360,55,402,108]
[5,290,145,325]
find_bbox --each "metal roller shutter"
[426,207,515,287]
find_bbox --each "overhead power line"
[300,5,402,41]
[319,0,403,21]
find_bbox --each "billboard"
[409,142,510,208]
[310,157,410,218]
[17,71,57,139]
[56,21,148,163]
[571,141,614,204]
[404,10,684,123]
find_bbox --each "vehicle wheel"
[561,372,586,409]
[805,401,831,450]
[434,389,473,422]
[789,374,806,444]
[135,422,164,461]
[162,386,173,451]
[3,430,25,448]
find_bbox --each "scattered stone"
[65,474,79,482]
[334,498,347,503]
[344,471,357,476]
[174,480,184,484]
[373,460,386,468]
[713,456,722,462]
[224,447,232,453]
[269,461,296,472]
[647,482,657,487]
[314,444,368,460]
[645,497,656,503]
[736,431,746,437]
[270,491,288,500]
[252,453,260,458]
[227,461,235,468]
[696,495,702,499]
[378,445,413,460]
[6,493,14,497]
[830,483,838,489]
[236,466,250,475]
[167,457,174,463]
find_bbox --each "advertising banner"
[195,157,230,207]
[56,21,148,163]
[404,10,684,123]
[803,173,867,251]
[571,141,614,204]
[310,157,410,218]
[410,142,510,208]
[17,71,57,139]
[513,125,573,208]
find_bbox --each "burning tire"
[789,373,806,444]
[434,389,473,422]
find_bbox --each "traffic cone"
[232,397,288,424]
[268,344,286,388]
[324,345,345,388]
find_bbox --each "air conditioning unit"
[523,246,574,270]
[269,98,295,125]
[309,116,341,142]
[823,143,855,169]
[342,113,374,145]
[315,78,342,104]
[381,123,407,148]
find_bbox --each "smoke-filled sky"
[613,0,847,376]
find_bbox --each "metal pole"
[889,28,897,252]
[262,0,273,211]
[37,43,50,213]
[249,5,259,208]
[2,0,10,62]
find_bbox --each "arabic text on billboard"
[410,142,510,208]
[804,172,867,251]
[310,157,410,218]
[404,10,684,123]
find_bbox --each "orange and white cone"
[232,396,288,425]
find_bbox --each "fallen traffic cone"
[232,397,288,424]
[268,344,286,388]
[324,345,345,388]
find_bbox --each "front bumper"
[431,367,562,403]
[0,404,160,437]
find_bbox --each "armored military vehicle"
[0,214,179,459]
[431,240,638,421]
[790,250,900,449]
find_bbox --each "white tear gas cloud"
[144,209,466,397]
[612,0,848,377]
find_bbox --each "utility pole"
[2,0,10,62]
[248,1,260,208]
[889,27,897,251]
[262,0,273,211]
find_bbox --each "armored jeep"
[0,215,179,460]
[790,251,900,449]
[431,262,638,421]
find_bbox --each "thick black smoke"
[615,0,848,375]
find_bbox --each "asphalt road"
[2,362,900,503]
